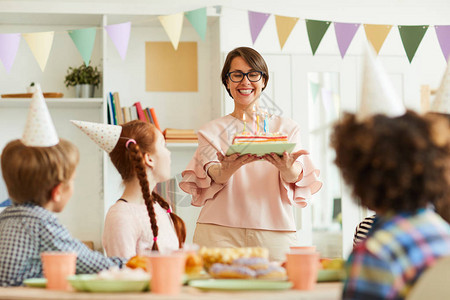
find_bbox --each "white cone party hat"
[357,43,406,121]
[71,120,122,153]
[430,58,450,114]
[22,84,59,147]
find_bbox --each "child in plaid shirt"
[0,139,125,286]
[331,111,450,299]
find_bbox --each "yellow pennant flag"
[275,15,299,50]
[363,24,393,55]
[158,12,184,50]
[22,31,54,72]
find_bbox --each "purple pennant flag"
[435,25,450,61]
[334,22,360,58]
[248,11,271,44]
[0,33,21,73]
[104,22,131,60]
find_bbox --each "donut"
[209,263,256,279]
[255,265,287,280]
[232,257,270,270]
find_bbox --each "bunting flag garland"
[0,33,21,73]
[2,6,450,73]
[334,22,360,58]
[398,25,429,63]
[248,11,271,44]
[185,7,207,41]
[309,81,320,102]
[435,25,450,61]
[275,15,299,50]
[306,19,331,55]
[22,31,54,72]
[105,22,131,60]
[68,27,97,66]
[159,12,184,50]
[363,24,393,55]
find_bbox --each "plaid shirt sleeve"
[343,246,397,300]
[40,215,125,274]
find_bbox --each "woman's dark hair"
[221,47,269,98]
[331,110,450,214]
[109,120,186,250]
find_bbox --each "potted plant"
[64,63,101,98]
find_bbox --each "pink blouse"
[102,201,179,258]
[179,115,322,231]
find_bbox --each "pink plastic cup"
[290,246,317,252]
[146,252,186,295]
[286,250,320,290]
[41,252,77,290]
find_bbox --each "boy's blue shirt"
[0,203,125,286]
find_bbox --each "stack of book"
[107,92,161,132]
[163,128,198,143]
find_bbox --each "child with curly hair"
[332,111,450,299]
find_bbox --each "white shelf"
[0,98,103,109]
[166,143,198,149]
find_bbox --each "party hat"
[357,43,406,121]
[430,58,450,114]
[71,120,121,153]
[22,84,59,147]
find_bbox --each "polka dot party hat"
[431,58,450,114]
[357,43,406,122]
[70,120,122,153]
[21,84,59,147]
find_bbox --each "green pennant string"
[68,27,97,66]
[309,81,320,102]
[398,25,428,63]
[306,19,331,55]
[185,7,207,41]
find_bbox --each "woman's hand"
[262,150,309,183]
[208,152,258,184]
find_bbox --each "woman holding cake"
[180,47,322,261]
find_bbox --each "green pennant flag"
[306,19,331,55]
[398,25,428,63]
[68,27,97,66]
[185,7,207,41]
[309,81,320,102]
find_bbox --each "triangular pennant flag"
[159,12,184,50]
[105,22,131,60]
[435,25,450,62]
[248,11,271,44]
[0,33,21,73]
[68,27,97,66]
[185,8,207,41]
[274,15,299,50]
[305,19,331,55]
[71,120,122,153]
[22,84,59,147]
[22,31,54,72]
[398,25,428,63]
[357,43,405,121]
[309,81,320,102]
[363,24,393,55]
[334,22,360,58]
[431,57,450,113]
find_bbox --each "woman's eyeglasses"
[227,71,264,83]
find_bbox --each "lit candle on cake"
[264,112,268,134]
[252,104,257,134]
[256,114,260,134]
[243,113,246,133]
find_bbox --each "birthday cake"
[232,132,288,145]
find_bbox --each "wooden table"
[0,282,342,300]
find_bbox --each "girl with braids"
[72,119,186,258]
